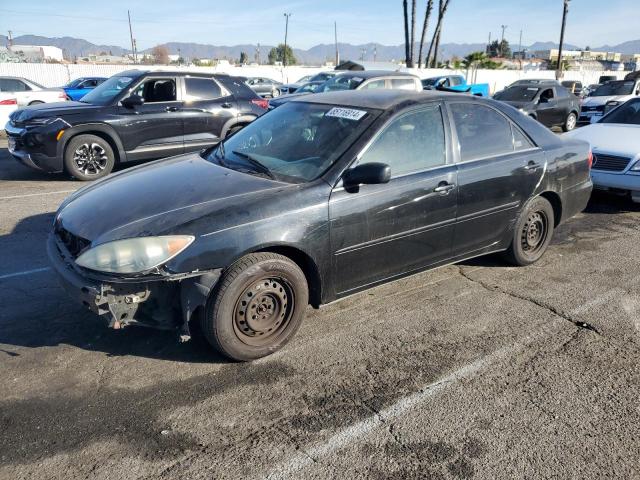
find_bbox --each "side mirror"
[122,94,144,108]
[343,162,391,187]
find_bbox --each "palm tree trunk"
[418,0,434,69]
[409,0,417,67]
[432,29,442,67]
[427,0,451,67]
[403,0,410,66]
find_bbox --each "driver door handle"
[166,106,179,112]
[525,161,541,170]
[434,182,455,194]
[221,102,232,109]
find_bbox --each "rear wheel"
[202,253,308,361]
[503,196,555,266]
[563,112,577,132]
[63,134,115,181]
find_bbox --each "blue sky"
[1,0,638,50]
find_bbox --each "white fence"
[0,62,629,93]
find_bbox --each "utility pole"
[178,47,182,65]
[283,13,292,67]
[128,10,137,64]
[373,46,377,63]
[500,25,507,57]
[334,21,339,66]
[255,43,261,64]
[556,0,570,79]
[360,48,366,62]
[486,32,492,55]
[132,39,138,64]
[7,30,13,47]
[518,29,523,58]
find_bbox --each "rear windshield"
[601,98,640,125]
[495,86,539,102]
[592,81,634,96]
[320,75,364,92]
[208,102,378,183]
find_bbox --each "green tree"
[487,39,511,58]
[239,52,249,64]
[268,44,297,65]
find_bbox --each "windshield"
[320,75,363,92]
[600,99,640,125]
[207,102,377,183]
[310,72,335,82]
[592,81,635,97]
[297,82,323,94]
[495,86,539,102]
[295,75,312,84]
[64,78,83,88]
[80,75,136,105]
[422,77,440,87]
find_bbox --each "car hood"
[56,153,288,246]
[582,95,631,107]
[563,123,640,157]
[10,101,103,122]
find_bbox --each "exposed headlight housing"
[630,158,640,172]
[76,236,195,274]
[27,117,58,126]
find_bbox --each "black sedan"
[48,90,593,361]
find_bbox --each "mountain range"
[1,34,638,64]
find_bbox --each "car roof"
[291,89,459,110]
[115,69,229,78]
[335,70,417,79]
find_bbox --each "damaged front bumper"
[47,233,221,340]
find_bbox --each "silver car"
[0,76,68,106]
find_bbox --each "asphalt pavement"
[1,138,639,480]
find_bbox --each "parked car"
[561,80,585,97]
[585,84,601,96]
[493,83,580,131]
[245,77,282,98]
[508,79,560,87]
[0,76,68,106]
[0,93,18,130]
[48,90,592,361]
[579,78,640,125]
[565,97,640,201]
[279,72,338,95]
[62,77,107,101]
[293,80,326,94]
[5,70,268,181]
[422,75,489,97]
[598,75,617,84]
[268,71,422,109]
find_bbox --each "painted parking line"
[0,267,51,281]
[0,190,75,200]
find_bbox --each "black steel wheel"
[503,196,555,266]
[202,253,308,361]
[64,134,115,181]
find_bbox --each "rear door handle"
[221,102,232,109]
[525,161,541,170]
[434,182,455,194]
[166,106,179,112]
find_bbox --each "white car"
[565,97,640,202]
[578,78,640,125]
[0,76,68,107]
[0,93,18,131]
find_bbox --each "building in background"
[8,45,64,62]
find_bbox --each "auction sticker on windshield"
[326,107,367,121]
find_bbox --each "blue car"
[62,77,107,101]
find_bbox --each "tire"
[63,134,115,181]
[202,253,309,361]
[503,196,555,266]
[563,112,577,132]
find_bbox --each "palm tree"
[418,0,434,68]
[403,0,410,66]
[426,0,452,67]
[409,0,417,67]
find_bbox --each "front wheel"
[503,196,555,266]
[202,253,309,361]
[563,112,577,132]
[63,134,115,181]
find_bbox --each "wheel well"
[539,191,562,227]
[569,109,579,117]
[224,122,249,139]
[256,246,322,308]
[65,131,121,164]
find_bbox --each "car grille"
[582,105,605,113]
[592,153,631,172]
[56,227,91,258]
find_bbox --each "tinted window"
[132,78,177,103]
[601,98,640,125]
[540,88,554,101]
[391,78,417,90]
[451,103,514,161]
[495,86,539,102]
[359,105,446,177]
[185,77,222,100]
[512,126,534,150]
[362,79,386,90]
[0,79,30,92]
[450,76,464,86]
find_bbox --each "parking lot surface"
[1,138,639,480]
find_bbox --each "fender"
[56,123,127,163]
[220,114,258,139]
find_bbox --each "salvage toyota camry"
[48,90,593,361]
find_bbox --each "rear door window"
[450,103,516,161]
[185,77,223,100]
[361,79,386,90]
[0,79,30,92]
[391,78,417,90]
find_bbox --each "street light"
[283,13,292,67]
[556,0,570,79]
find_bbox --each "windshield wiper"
[231,151,276,180]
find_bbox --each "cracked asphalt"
[1,138,639,479]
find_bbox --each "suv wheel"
[563,112,577,132]
[64,134,115,181]
[202,253,308,361]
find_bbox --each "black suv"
[5,70,268,180]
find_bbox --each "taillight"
[587,150,593,169]
[251,99,269,110]
[0,98,17,105]
[58,92,68,99]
